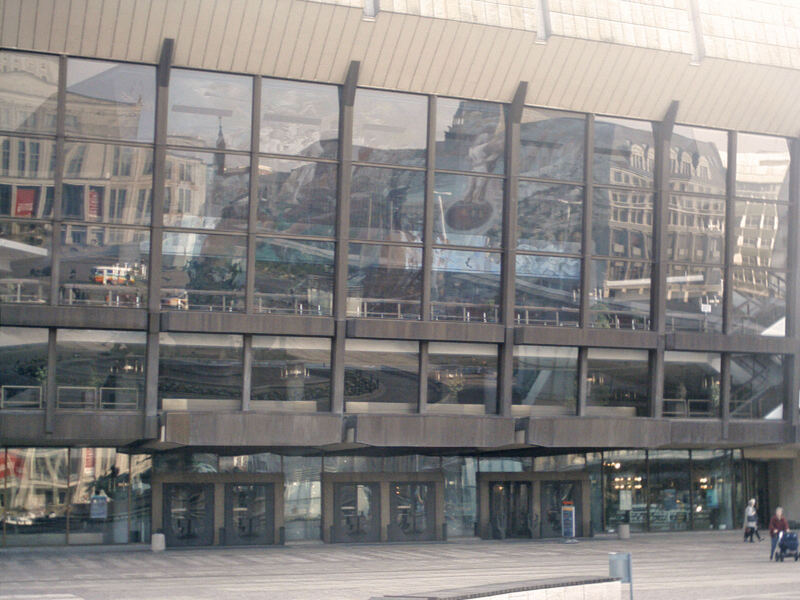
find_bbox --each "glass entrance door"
[388,483,435,541]
[224,483,274,545]
[333,483,380,543]
[489,481,533,539]
[163,483,214,547]
[540,480,582,538]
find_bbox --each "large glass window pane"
[0,220,51,304]
[587,348,649,417]
[55,329,145,410]
[518,182,582,253]
[0,51,59,134]
[62,143,152,225]
[589,259,651,330]
[161,232,246,312]
[163,150,249,230]
[0,327,48,409]
[0,136,55,218]
[442,456,477,537]
[512,345,576,416]
[65,59,155,142]
[432,172,502,247]
[691,450,734,531]
[159,332,243,410]
[254,238,333,315]
[733,200,787,270]
[168,69,252,151]
[347,243,422,319]
[515,254,580,327]
[427,342,498,414]
[353,89,427,167]
[670,126,727,195]
[663,351,721,419]
[649,450,691,532]
[667,194,725,263]
[436,98,504,174]
[736,133,789,202]
[602,450,647,533]
[351,166,424,242]
[730,267,785,336]
[68,449,132,544]
[592,188,653,258]
[58,225,149,309]
[593,117,654,188]
[252,336,331,411]
[519,108,584,181]
[130,454,152,543]
[4,448,69,545]
[431,249,501,322]
[344,339,419,413]
[730,353,785,420]
[261,78,338,159]
[284,455,321,541]
[257,158,337,236]
[665,264,723,333]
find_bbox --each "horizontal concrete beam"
[0,305,148,330]
[354,414,515,448]
[346,319,504,343]
[0,412,146,446]
[161,312,335,336]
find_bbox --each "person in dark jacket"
[769,506,789,560]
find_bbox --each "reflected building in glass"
[2,0,800,548]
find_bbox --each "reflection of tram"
[90,265,135,285]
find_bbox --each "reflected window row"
[1,326,786,421]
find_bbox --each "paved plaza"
[1,532,799,600]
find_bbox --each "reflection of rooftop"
[0,238,49,271]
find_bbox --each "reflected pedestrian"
[769,506,789,560]
[743,498,761,542]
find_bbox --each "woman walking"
[743,498,761,542]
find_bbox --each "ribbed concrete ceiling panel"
[3,0,800,136]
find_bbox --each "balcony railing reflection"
[60,283,144,308]
[55,386,140,410]
[430,301,499,323]
[0,278,47,303]
[161,288,244,312]
[347,297,420,320]
[1,385,43,409]
[514,305,579,327]
[254,292,331,316]
[590,308,650,330]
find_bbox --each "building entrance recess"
[153,473,284,547]
[322,472,446,543]
[478,472,590,539]
[163,483,214,547]
[224,483,275,545]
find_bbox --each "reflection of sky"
[169,70,252,150]
[66,59,156,141]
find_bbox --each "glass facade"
[0,46,792,547]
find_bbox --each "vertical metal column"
[721,132,737,429]
[577,116,594,416]
[418,342,429,414]
[242,335,252,411]
[421,96,436,320]
[784,138,800,427]
[49,55,66,306]
[45,327,57,433]
[498,82,526,417]
[649,101,679,419]
[330,61,359,414]
[143,39,173,437]
[245,77,261,315]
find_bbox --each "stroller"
[776,531,799,561]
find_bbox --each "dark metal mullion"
[330,61,359,415]
[723,132,736,335]
[144,39,173,431]
[419,341,428,414]
[498,82,526,417]
[422,95,435,320]
[720,352,730,438]
[577,115,593,415]
[242,334,252,411]
[49,55,67,306]
[45,327,57,434]
[785,137,800,427]
[246,76,261,315]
